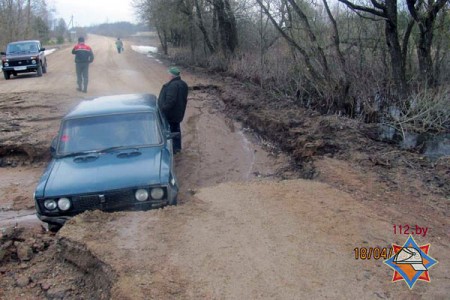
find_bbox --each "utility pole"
[67,15,75,42]
[26,0,31,38]
[68,15,74,30]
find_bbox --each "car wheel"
[42,61,47,73]
[3,71,10,80]
[47,223,62,233]
[37,64,43,77]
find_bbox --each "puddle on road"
[0,209,39,227]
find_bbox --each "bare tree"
[337,0,409,99]
[193,0,215,54]
[209,0,238,56]
[255,0,321,81]
[0,0,50,47]
[406,0,448,85]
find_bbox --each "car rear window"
[57,112,162,154]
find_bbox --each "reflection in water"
[376,103,450,159]
[0,209,39,227]
[378,123,450,159]
[423,134,450,159]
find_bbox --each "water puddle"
[0,209,39,227]
[130,45,158,55]
[378,106,450,159]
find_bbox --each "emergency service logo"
[384,235,438,289]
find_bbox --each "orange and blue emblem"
[384,235,438,289]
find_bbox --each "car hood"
[5,53,38,59]
[43,147,167,197]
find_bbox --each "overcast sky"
[51,0,137,27]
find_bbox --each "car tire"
[37,64,43,77]
[47,223,62,233]
[42,61,47,73]
[3,71,10,80]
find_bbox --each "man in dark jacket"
[72,37,94,93]
[158,66,189,153]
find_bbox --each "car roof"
[64,93,159,119]
[9,40,40,44]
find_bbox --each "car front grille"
[75,195,101,210]
[9,60,33,67]
[73,190,136,211]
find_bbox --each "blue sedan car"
[34,94,179,232]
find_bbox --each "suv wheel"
[3,71,10,80]
[37,64,43,77]
[42,61,47,73]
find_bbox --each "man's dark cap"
[78,37,85,43]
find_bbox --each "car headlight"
[58,198,71,211]
[150,188,164,200]
[4,63,9,67]
[44,199,57,210]
[32,60,36,64]
[135,189,149,201]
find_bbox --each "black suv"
[1,40,47,80]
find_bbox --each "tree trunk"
[338,0,409,99]
[385,19,407,99]
[417,20,434,85]
[213,0,238,56]
[156,26,168,55]
[433,10,447,83]
[406,0,448,86]
[194,0,215,54]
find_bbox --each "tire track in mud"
[0,92,71,166]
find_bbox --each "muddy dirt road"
[0,34,449,299]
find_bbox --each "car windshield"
[7,42,39,54]
[57,112,162,155]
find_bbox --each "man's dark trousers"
[76,62,89,91]
[169,122,181,153]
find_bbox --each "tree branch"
[338,0,386,18]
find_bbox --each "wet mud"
[0,34,448,299]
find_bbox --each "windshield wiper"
[59,146,140,157]
[58,150,99,158]
[98,146,139,153]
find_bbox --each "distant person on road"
[157,66,189,154]
[115,37,124,54]
[72,37,94,93]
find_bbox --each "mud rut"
[0,34,449,299]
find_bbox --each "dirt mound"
[0,224,109,299]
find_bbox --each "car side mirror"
[40,48,46,52]
[0,52,5,55]
[50,137,57,157]
[166,132,180,139]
